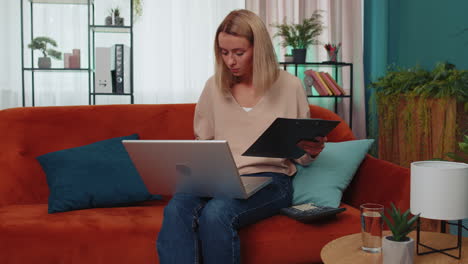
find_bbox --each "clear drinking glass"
[360,203,384,253]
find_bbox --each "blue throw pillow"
[37,134,161,213]
[292,139,374,208]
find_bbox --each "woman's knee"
[199,199,235,229]
[164,194,204,219]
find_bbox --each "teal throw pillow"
[292,139,374,208]
[37,134,161,213]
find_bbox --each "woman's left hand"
[296,136,327,158]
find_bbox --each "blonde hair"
[214,9,279,95]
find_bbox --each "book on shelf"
[304,70,328,96]
[110,44,131,94]
[319,72,342,96]
[323,72,346,95]
[315,71,333,95]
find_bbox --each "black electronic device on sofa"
[280,203,346,223]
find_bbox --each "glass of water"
[360,203,384,253]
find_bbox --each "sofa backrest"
[0,103,354,206]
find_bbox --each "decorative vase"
[284,55,294,63]
[114,16,124,26]
[105,16,113,25]
[382,236,414,264]
[38,57,51,68]
[292,49,306,63]
[326,50,338,62]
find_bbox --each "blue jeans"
[156,172,292,264]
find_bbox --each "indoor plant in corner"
[370,62,468,168]
[381,203,420,264]
[271,10,324,63]
[28,36,62,69]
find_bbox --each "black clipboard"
[242,118,340,159]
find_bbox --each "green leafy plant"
[113,7,120,17]
[271,10,324,49]
[369,62,468,167]
[133,0,143,19]
[442,133,468,162]
[28,36,61,59]
[381,203,420,242]
[371,62,468,101]
[110,1,143,22]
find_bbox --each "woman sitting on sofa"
[156,9,327,264]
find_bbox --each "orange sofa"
[0,104,410,264]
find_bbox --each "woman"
[157,9,326,264]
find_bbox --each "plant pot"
[114,16,124,26]
[382,236,414,264]
[326,50,338,62]
[284,56,294,63]
[105,16,113,25]
[38,57,51,69]
[377,96,465,168]
[292,49,307,63]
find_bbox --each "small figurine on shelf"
[28,36,62,69]
[324,42,341,63]
[114,7,124,26]
[63,49,81,69]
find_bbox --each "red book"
[315,71,333,95]
[324,72,346,95]
[304,70,328,96]
[319,72,342,95]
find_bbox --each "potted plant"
[324,42,341,62]
[107,1,143,25]
[271,10,324,63]
[370,62,468,168]
[284,53,294,63]
[114,7,124,26]
[105,8,114,25]
[28,36,62,69]
[381,203,420,264]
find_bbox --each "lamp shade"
[410,161,468,220]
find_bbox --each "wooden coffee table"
[321,231,467,264]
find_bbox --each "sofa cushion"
[0,202,360,264]
[36,134,161,213]
[293,139,374,208]
[0,201,166,263]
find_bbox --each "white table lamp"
[410,160,468,259]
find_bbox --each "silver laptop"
[122,140,272,199]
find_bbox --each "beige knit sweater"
[194,70,314,176]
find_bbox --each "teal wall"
[387,0,468,70]
[387,0,468,238]
[364,0,468,236]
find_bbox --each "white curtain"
[134,0,244,104]
[0,0,244,108]
[0,0,23,109]
[247,0,366,139]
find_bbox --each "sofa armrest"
[342,155,410,211]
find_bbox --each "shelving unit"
[279,62,353,128]
[20,0,134,106]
